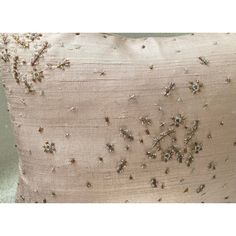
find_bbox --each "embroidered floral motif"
[31,68,44,82]
[31,41,50,66]
[56,58,70,70]
[12,34,30,48]
[189,80,203,94]
[198,56,209,66]
[120,128,134,141]
[117,159,127,174]
[12,56,20,84]
[139,116,152,126]
[43,141,56,154]
[164,82,175,96]
[171,114,185,127]
[1,48,11,63]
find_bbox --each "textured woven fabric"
[1,33,236,203]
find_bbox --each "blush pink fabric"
[1,33,236,202]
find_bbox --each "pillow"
[1,33,236,203]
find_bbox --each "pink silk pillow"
[1,33,236,202]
